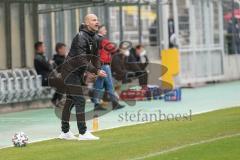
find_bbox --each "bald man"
[59,14,106,140]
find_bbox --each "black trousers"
[61,73,87,135]
[52,92,63,103]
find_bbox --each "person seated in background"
[34,41,53,86]
[53,42,67,68]
[51,42,67,106]
[111,42,135,84]
[92,25,125,111]
[127,44,149,88]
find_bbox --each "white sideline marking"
[128,133,240,160]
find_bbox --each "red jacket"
[99,37,116,63]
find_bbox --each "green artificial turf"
[0,107,239,160]
[145,135,240,160]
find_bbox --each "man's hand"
[49,60,54,65]
[97,70,107,77]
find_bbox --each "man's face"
[58,46,67,56]
[99,26,107,36]
[38,44,46,54]
[86,15,99,32]
[136,47,144,56]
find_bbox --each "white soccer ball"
[12,132,29,147]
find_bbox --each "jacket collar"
[36,52,44,56]
[80,28,96,36]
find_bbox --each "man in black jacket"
[53,43,67,67]
[51,43,67,106]
[34,41,53,86]
[58,14,106,141]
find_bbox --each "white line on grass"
[129,133,240,160]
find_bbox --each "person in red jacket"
[93,25,125,111]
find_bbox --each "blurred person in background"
[92,25,125,111]
[34,41,53,86]
[51,42,67,107]
[53,42,67,67]
[111,42,135,84]
[227,19,240,54]
[127,44,149,88]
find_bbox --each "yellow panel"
[161,48,180,89]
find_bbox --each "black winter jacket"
[34,53,52,86]
[53,54,65,66]
[61,28,101,78]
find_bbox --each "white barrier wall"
[172,0,226,85]
[224,54,240,80]
[0,3,7,69]
[25,4,35,68]
[11,3,22,68]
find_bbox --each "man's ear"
[85,22,89,26]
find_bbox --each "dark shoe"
[113,104,125,110]
[94,104,107,111]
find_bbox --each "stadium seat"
[0,72,8,103]
[0,68,54,105]
[13,69,31,101]
[27,69,54,99]
[2,71,16,103]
